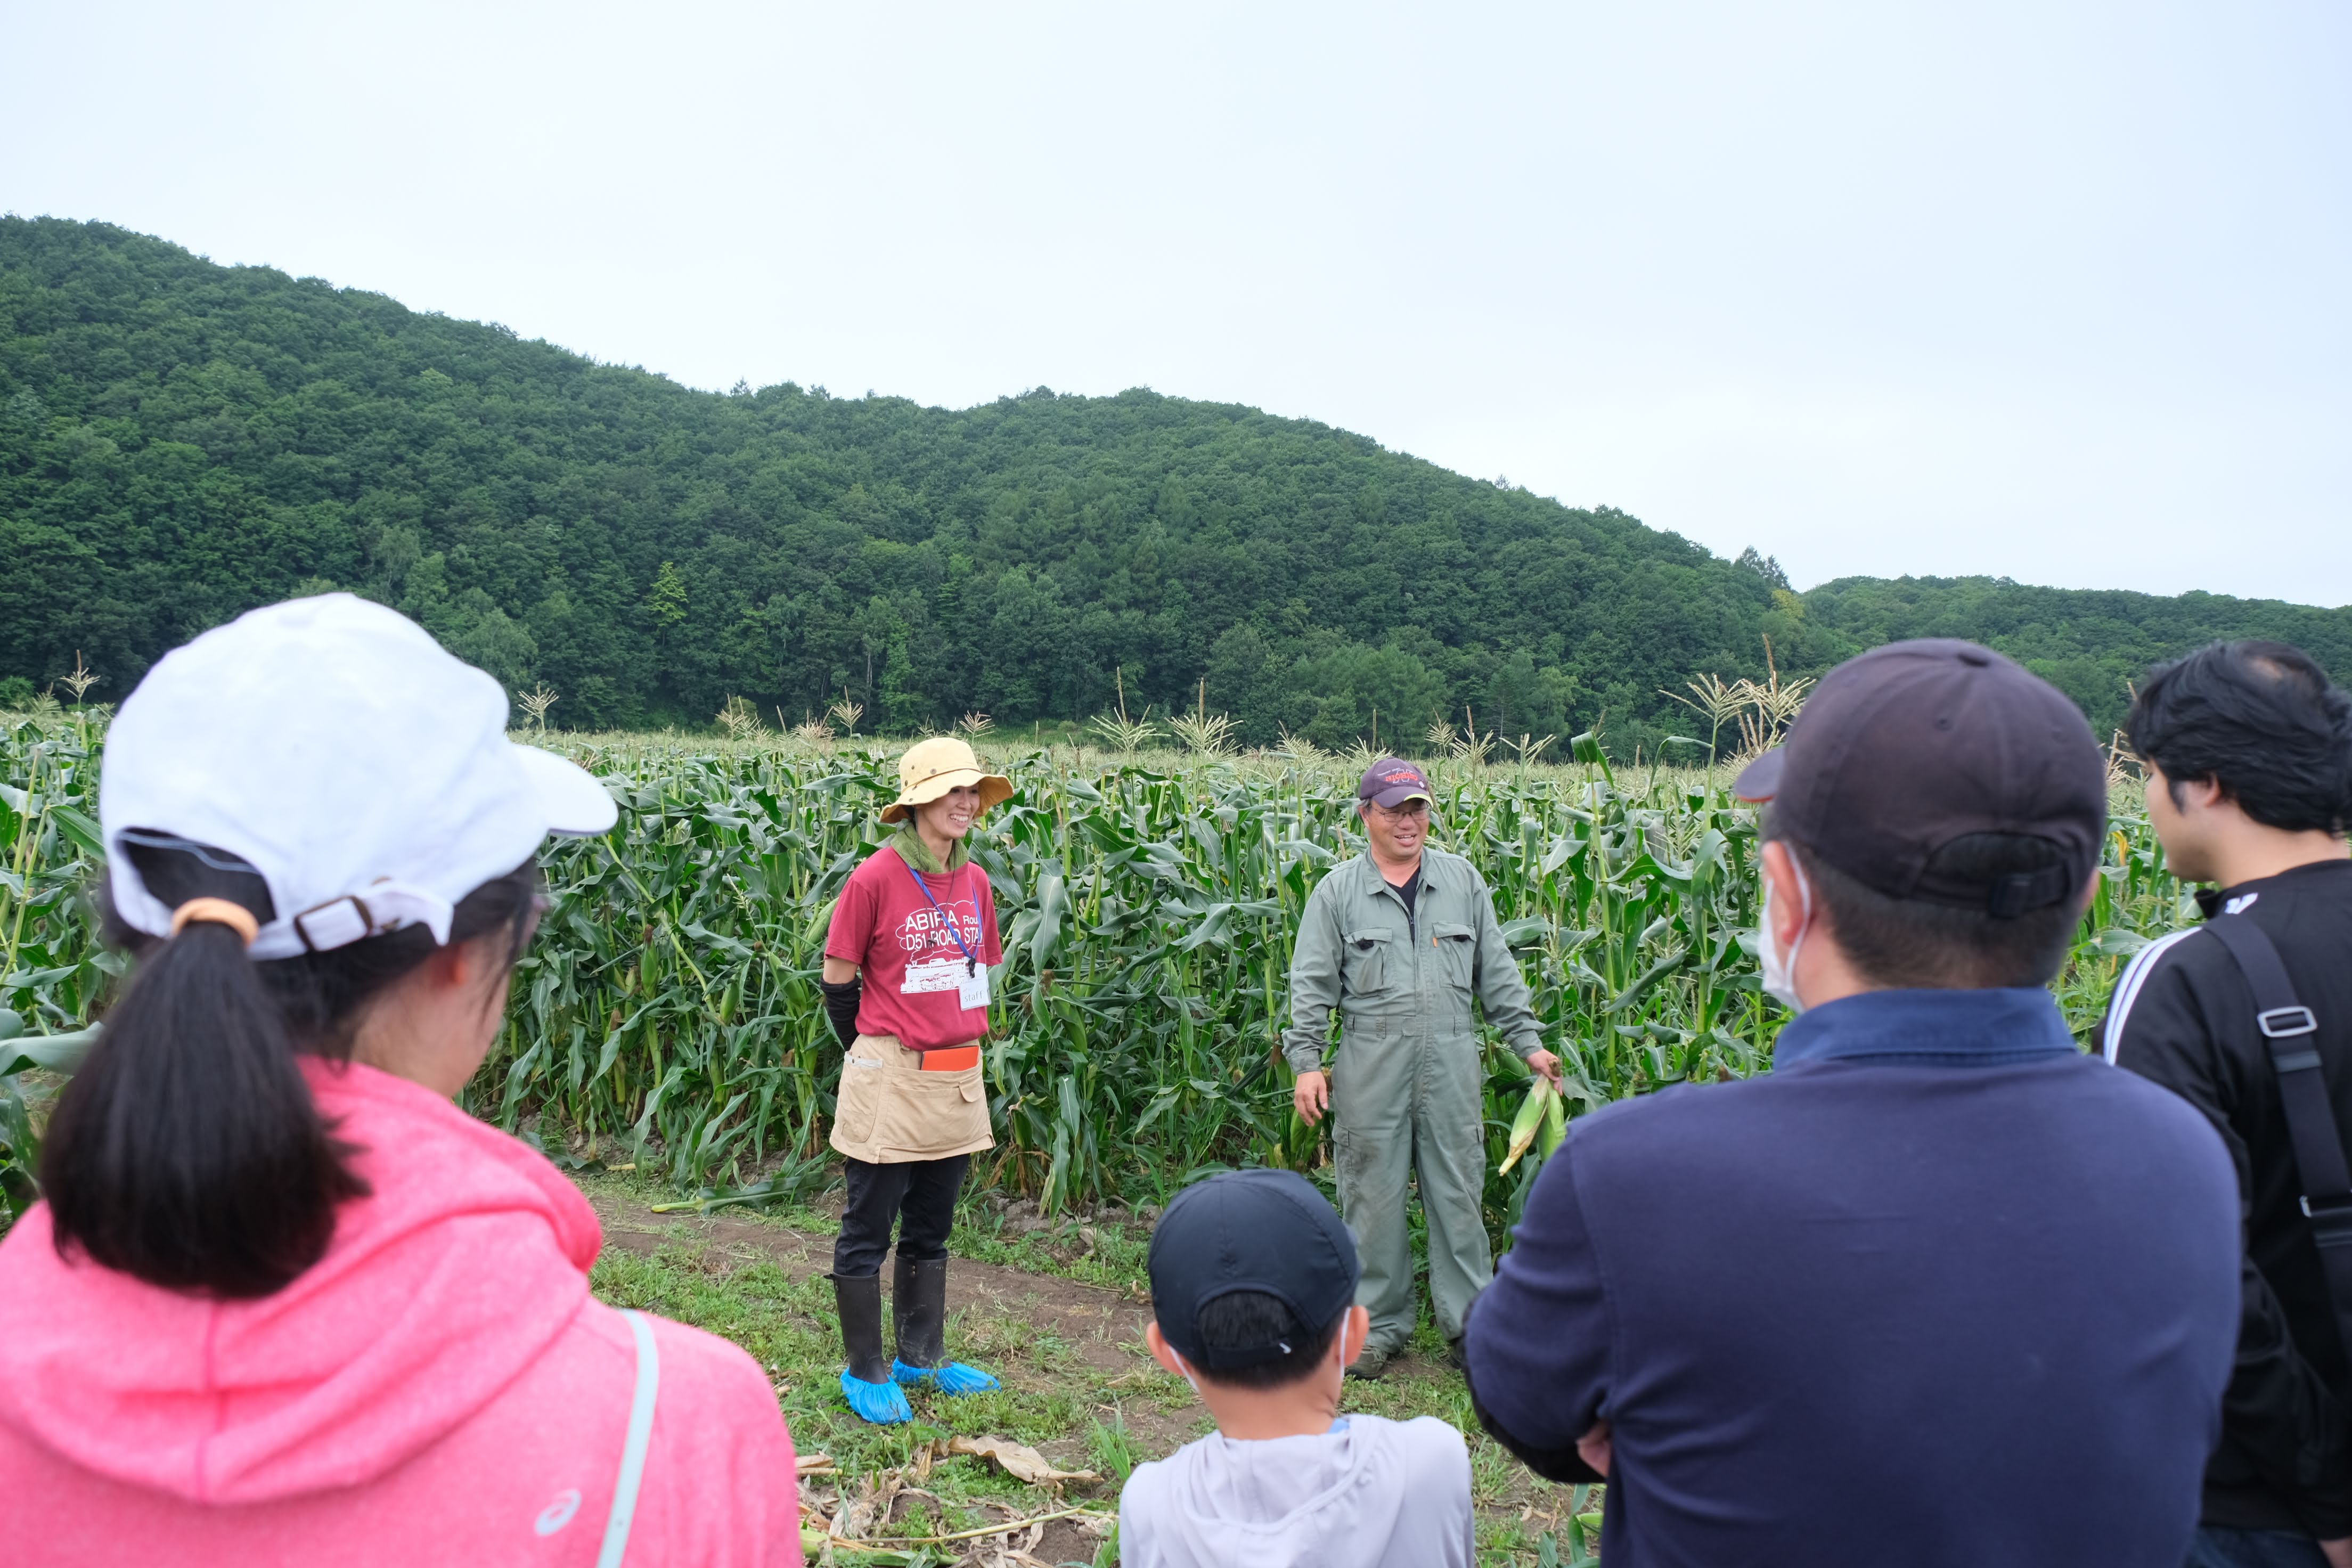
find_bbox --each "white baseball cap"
[101,593,618,960]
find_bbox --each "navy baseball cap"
[1358,757,1432,810]
[1734,639,2105,916]
[1147,1170,1360,1371]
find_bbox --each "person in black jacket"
[2104,640,2352,1568]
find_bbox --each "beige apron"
[828,1033,994,1165]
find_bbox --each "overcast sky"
[4,2,2346,605]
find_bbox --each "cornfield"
[2,712,2199,1243]
[0,705,113,1221]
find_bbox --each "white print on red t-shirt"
[896,901,982,953]
[896,899,982,995]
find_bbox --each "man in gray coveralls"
[1285,756,1561,1378]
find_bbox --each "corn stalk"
[0,713,2202,1247]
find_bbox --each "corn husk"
[1497,1076,1555,1174]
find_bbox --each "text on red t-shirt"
[823,847,1003,1052]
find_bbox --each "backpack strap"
[2205,914,2352,1355]
[596,1308,662,1568]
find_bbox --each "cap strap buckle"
[292,894,375,953]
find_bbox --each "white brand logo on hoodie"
[536,1489,582,1535]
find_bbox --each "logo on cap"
[1358,757,1432,805]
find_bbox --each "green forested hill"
[2,217,2344,749]
[1801,577,2352,740]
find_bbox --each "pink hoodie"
[0,1059,802,1567]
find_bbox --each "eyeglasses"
[1366,800,1430,820]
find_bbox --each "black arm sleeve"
[819,977,862,1051]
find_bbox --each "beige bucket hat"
[879,736,1014,824]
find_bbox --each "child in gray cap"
[1121,1169,1473,1568]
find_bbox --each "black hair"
[2126,640,2352,837]
[1771,826,2084,990]
[1187,1289,1348,1392]
[40,839,540,1298]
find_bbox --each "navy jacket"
[1465,987,2241,1568]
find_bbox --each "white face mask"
[1759,855,1814,1015]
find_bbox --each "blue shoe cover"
[895,1358,1001,1395]
[840,1368,913,1424]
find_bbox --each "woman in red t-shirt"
[819,737,1011,1424]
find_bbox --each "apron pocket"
[835,1051,886,1146]
[875,1064,991,1157]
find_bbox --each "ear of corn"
[1498,1078,1554,1176]
[0,716,2201,1245]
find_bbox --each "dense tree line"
[1801,577,2352,742]
[2,218,2343,755]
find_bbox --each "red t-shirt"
[824,847,1003,1052]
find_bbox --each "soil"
[590,1191,1572,1564]
[594,1194,1202,1459]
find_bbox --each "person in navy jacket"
[1465,640,2242,1568]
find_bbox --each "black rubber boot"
[832,1272,892,1384]
[890,1256,1000,1394]
[892,1252,946,1370]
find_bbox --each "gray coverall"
[1282,847,1545,1353]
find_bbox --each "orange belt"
[918,1044,981,1072]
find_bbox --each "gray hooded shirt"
[1118,1415,1473,1568]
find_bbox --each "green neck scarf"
[889,822,970,875]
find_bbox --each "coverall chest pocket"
[1341,928,1396,994]
[1432,921,1477,991]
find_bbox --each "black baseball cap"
[1734,639,2105,917]
[1147,1170,1359,1371]
[1358,757,1432,810]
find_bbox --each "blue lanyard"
[903,855,981,976]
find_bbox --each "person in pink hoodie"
[0,595,803,1567]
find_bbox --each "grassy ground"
[578,1168,1596,1566]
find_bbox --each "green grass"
[580,1166,1583,1564]
[593,1246,1095,1496]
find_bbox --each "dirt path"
[595,1195,1178,1563]
[603,1199,1148,1361]
[590,1192,1569,1564]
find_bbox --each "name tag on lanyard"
[903,957,991,1009]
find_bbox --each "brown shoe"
[1345,1345,1391,1381]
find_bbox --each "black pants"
[833,1154,969,1278]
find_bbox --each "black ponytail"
[41,840,540,1299]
